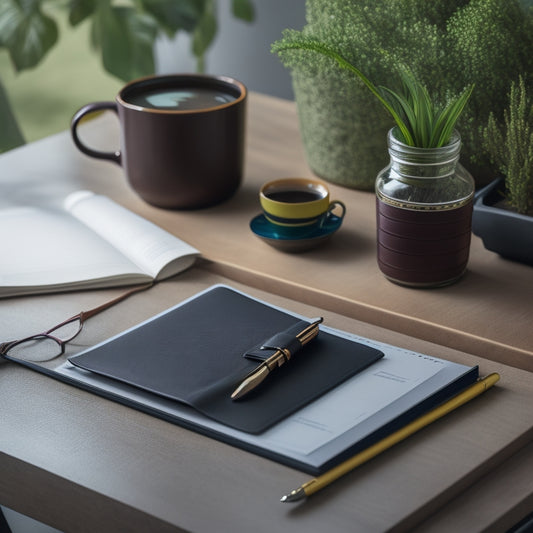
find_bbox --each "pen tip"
[231,366,270,400]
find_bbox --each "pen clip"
[243,318,323,362]
[232,318,323,400]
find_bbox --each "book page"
[64,191,199,280]
[0,206,145,297]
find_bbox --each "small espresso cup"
[260,178,346,228]
[71,74,247,209]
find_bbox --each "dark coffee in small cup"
[260,178,345,228]
[265,190,324,204]
[71,74,247,209]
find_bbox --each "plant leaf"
[68,0,97,27]
[91,4,157,82]
[380,86,417,138]
[0,79,25,152]
[192,0,217,71]
[0,0,58,71]
[232,0,255,22]
[430,84,475,147]
[140,0,205,35]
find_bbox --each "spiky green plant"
[482,76,533,216]
[271,38,473,149]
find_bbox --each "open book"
[0,191,199,298]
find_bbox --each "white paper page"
[65,191,199,279]
[0,206,143,289]
[258,335,446,455]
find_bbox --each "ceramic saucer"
[250,212,344,252]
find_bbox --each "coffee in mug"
[125,87,237,110]
[260,178,345,227]
[71,74,247,209]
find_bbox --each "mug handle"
[70,102,121,165]
[319,200,346,228]
[328,200,346,219]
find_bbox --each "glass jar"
[375,128,475,287]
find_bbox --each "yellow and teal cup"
[260,178,345,228]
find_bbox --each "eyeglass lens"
[4,318,82,362]
[2,283,152,363]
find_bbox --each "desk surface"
[3,93,530,370]
[1,92,533,532]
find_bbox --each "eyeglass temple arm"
[79,282,154,321]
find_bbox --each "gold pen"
[281,372,500,502]
[231,318,323,400]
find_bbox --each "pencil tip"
[280,487,305,503]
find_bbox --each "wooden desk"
[1,93,532,532]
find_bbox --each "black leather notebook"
[69,285,383,433]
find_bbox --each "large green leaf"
[68,0,97,27]
[232,0,254,22]
[91,4,158,82]
[0,0,58,71]
[0,79,26,153]
[140,0,205,35]
[192,0,217,71]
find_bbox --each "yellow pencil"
[280,372,500,502]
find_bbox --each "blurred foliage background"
[0,0,254,152]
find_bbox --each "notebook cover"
[69,286,383,433]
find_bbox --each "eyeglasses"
[0,283,152,363]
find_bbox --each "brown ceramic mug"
[71,74,247,209]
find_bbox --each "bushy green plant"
[445,0,533,179]
[273,0,532,185]
[482,76,533,216]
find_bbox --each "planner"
[68,285,384,433]
[8,285,479,474]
